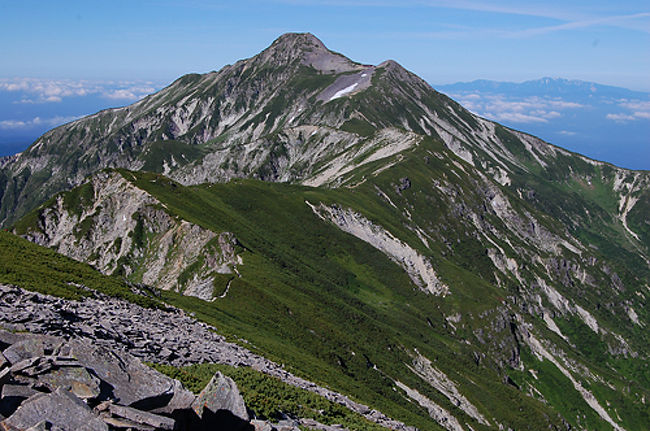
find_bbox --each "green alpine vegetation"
[151,362,386,431]
[0,230,157,308]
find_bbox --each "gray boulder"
[38,362,101,400]
[65,339,191,410]
[251,419,276,431]
[1,387,108,431]
[2,336,62,365]
[0,384,40,415]
[105,403,176,430]
[191,371,249,422]
[26,421,65,431]
[0,330,23,350]
[151,378,196,415]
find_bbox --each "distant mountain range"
[436,78,650,170]
[438,77,649,99]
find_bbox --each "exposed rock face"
[192,372,250,427]
[0,285,414,431]
[2,387,109,431]
[408,352,489,426]
[0,331,193,431]
[395,380,463,431]
[21,170,242,301]
[308,202,448,295]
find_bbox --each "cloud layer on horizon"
[0,115,81,130]
[0,78,157,104]
[446,92,650,126]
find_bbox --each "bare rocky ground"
[0,284,414,431]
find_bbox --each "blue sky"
[1,0,649,89]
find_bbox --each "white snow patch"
[329,83,359,101]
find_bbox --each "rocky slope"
[1,33,649,431]
[17,170,243,300]
[0,324,349,431]
[0,284,409,431]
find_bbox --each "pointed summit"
[258,32,361,73]
[271,32,326,50]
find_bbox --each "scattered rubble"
[0,284,415,431]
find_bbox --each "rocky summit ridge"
[0,33,648,431]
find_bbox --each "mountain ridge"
[1,32,649,431]
[436,77,650,98]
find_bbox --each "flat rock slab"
[0,384,40,418]
[107,404,175,430]
[65,339,180,409]
[1,387,108,431]
[0,330,23,350]
[26,420,66,431]
[39,365,101,400]
[1,384,39,400]
[2,336,63,365]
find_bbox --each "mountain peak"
[271,32,325,49]
[260,32,360,73]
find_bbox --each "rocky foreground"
[0,285,413,431]
[0,326,291,430]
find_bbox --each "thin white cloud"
[485,112,549,123]
[450,92,584,124]
[0,78,158,103]
[0,115,80,130]
[559,130,576,136]
[505,12,650,37]
[276,1,650,35]
[103,86,156,100]
[606,113,636,122]
[605,99,650,121]
[619,100,650,110]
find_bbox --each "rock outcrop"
[0,329,308,431]
[0,284,414,431]
[20,170,243,301]
[0,330,194,430]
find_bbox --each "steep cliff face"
[17,170,242,300]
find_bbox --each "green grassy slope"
[0,230,157,307]
[9,124,649,429]
[112,160,646,430]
